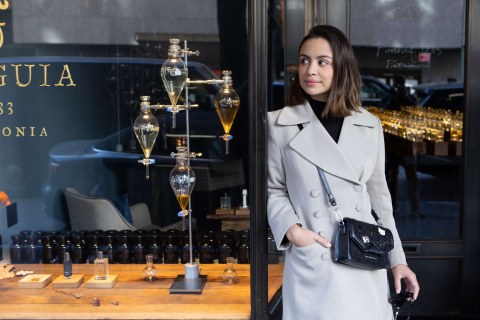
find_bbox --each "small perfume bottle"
[94,251,109,280]
[63,252,72,279]
[222,257,238,285]
[143,254,157,281]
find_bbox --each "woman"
[267,25,419,320]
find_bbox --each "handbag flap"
[345,218,394,254]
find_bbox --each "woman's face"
[298,37,334,102]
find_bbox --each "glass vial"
[131,235,145,264]
[163,234,179,264]
[218,233,233,264]
[143,254,157,281]
[115,234,130,264]
[94,251,109,280]
[198,234,214,264]
[222,257,238,284]
[10,234,22,264]
[63,252,72,279]
[237,231,249,264]
[147,234,162,264]
[70,233,85,264]
[23,234,37,264]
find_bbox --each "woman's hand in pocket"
[286,224,331,248]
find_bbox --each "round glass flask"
[143,254,157,281]
[222,257,238,285]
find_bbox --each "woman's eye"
[319,59,329,66]
[300,58,309,65]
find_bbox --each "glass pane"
[0,1,249,266]
[350,0,465,240]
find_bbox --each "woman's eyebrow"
[299,53,333,60]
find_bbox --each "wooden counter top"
[0,264,283,320]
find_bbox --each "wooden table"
[0,264,283,319]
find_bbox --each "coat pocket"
[289,242,333,270]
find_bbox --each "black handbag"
[317,167,394,270]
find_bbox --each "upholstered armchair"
[63,187,159,231]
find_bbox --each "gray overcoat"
[267,102,407,320]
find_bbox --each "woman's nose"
[307,65,317,75]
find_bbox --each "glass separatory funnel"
[134,96,159,179]
[214,70,240,155]
[169,140,196,224]
[161,38,188,128]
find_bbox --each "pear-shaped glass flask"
[169,146,196,218]
[222,257,238,284]
[143,254,157,281]
[134,96,159,179]
[214,70,240,155]
[161,38,188,128]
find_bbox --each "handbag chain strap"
[317,167,384,227]
[317,167,344,224]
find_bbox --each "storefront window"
[350,0,465,240]
[0,0,250,265]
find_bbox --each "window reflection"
[350,0,465,240]
[0,1,250,265]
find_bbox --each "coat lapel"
[279,102,378,185]
[337,112,378,183]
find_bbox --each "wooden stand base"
[18,274,52,288]
[169,275,207,294]
[86,275,118,288]
[52,275,84,288]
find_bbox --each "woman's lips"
[305,80,320,86]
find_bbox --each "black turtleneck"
[307,97,344,143]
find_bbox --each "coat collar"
[281,102,378,184]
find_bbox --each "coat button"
[321,253,331,261]
[353,185,362,192]
[313,210,322,219]
[310,190,320,198]
[355,204,363,212]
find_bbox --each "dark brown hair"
[286,25,361,117]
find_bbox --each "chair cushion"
[89,186,133,224]
[112,194,134,224]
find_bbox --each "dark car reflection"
[360,75,391,107]
[412,80,464,112]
